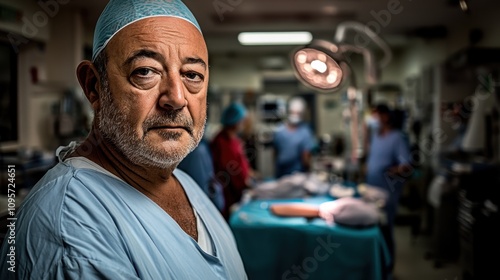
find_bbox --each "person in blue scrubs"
[273,97,316,178]
[178,137,225,212]
[365,104,411,274]
[363,105,381,156]
[0,1,246,279]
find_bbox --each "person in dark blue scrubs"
[178,137,225,212]
[365,104,411,273]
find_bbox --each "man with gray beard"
[0,0,246,279]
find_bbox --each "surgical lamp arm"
[339,44,378,86]
[334,21,392,68]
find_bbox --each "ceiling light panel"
[238,32,313,45]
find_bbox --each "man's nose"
[158,75,187,110]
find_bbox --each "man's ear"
[76,60,101,111]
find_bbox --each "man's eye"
[129,67,161,89]
[183,72,204,82]
[132,68,155,77]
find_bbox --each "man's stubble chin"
[95,87,204,170]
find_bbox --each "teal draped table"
[229,197,390,280]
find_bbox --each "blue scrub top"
[273,123,315,178]
[366,130,411,206]
[0,161,246,279]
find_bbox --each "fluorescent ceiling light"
[238,32,313,45]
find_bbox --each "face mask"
[288,114,302,124]
[369,118,380,133]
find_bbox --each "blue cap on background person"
[92,0,201,61]
[221,103,247,126]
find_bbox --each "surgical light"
[292,40,349,91]
[291,21,392,92]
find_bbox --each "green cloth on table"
[230,197,390,280]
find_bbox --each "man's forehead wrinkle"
[107,20,207,64]
[127,22,185,37]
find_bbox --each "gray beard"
[96,82,205,170]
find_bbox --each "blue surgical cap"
[221,103,247,126]
[92,0,201,61]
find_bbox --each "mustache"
[143,110,194,136]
